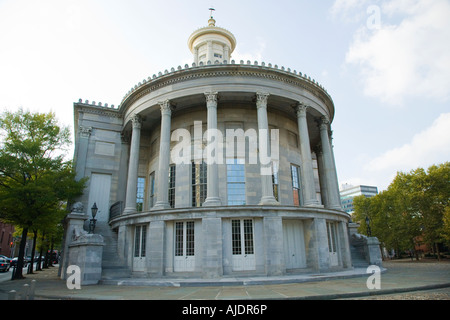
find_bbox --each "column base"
[151,202,171,211]
[258,196,280,206]
[304,201,324,208]
[123,207,137,215]
[202,197,222,207]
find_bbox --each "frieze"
[118,64,333,113]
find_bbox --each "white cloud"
[365,112,450,176]
[330,0,371,22]
[232,37,266,63]
[344,0,450,105]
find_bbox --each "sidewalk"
[0,259,449,300]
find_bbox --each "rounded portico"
[72,17,352,280]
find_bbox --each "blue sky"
[0,0,449,191]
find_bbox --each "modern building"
[340,184,379,214]
[67,16,354,280]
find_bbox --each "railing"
[109,201,123,222]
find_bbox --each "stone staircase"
[95,222,131,279]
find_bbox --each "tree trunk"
[49,239,54,267]
[28,231,38,274]
[435,243,441,261]
[36,240,44,271]
[13,228,28,280]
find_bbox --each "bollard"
[8,290,17,300]
[11,265,16,280]
[22,284,30,300]
[29,280,36,300]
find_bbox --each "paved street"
[0,259,448,300]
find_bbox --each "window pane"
[136,177,145,212]
[192,161,207,207]
[168,165,176,208]
[140,225,147,257]
[175,222,183,256]
[232,220,241,255]
[186,221,195,256]
[227,159,245,205]
[243,220,254,255]
[291,165,301,206]
[134,226,141,257]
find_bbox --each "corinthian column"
[203,92,222,207]
[123,114,142,214]
[152,100,173,210]
[256,92,279,205]
[318,116,341,210]
[296,103,320,207]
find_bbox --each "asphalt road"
[0,263,41,282]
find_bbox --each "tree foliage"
[353,162,450,259]
[0,109,86,279]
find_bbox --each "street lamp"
[89,202,98,234]
[365,216,372,237]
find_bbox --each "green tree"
[353,162,449,260]
[0,109,86,279]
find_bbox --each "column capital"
[131,114,142,129]
[318,116,330,131]
[204,92,218,106]
[294,103,308,118]
[158,100,173,116]
[79,126,92,138]
[256,92,270,108]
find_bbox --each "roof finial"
[208,7,216,26]
[209,7,215,19]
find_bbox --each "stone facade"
[65,18,357,281]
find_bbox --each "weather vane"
[209,7,215,19]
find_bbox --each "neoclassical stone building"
[68,17,353,280]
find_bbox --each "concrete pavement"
[0,259,449,300]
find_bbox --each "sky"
[0,0,449,192]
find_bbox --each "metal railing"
[109,201,123,222]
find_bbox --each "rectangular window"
[136,177,145,212]
[175,222,184,256]
[243,219,254,255]
[192,161,207,207]
[291,164,302,206]
[232,220,242,255]
[175,221,195,257]
[326,222,338,253]
[185,221,195,256]
[134,225,147,257]
[168,164,176,208]
[149,172,155,208]
[227,158,246,205]
[232,219,254,255]
[272,162,279,201]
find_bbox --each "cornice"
[118,62,334,118]
[74,101,123,119]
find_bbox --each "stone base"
[68,234,104,285]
